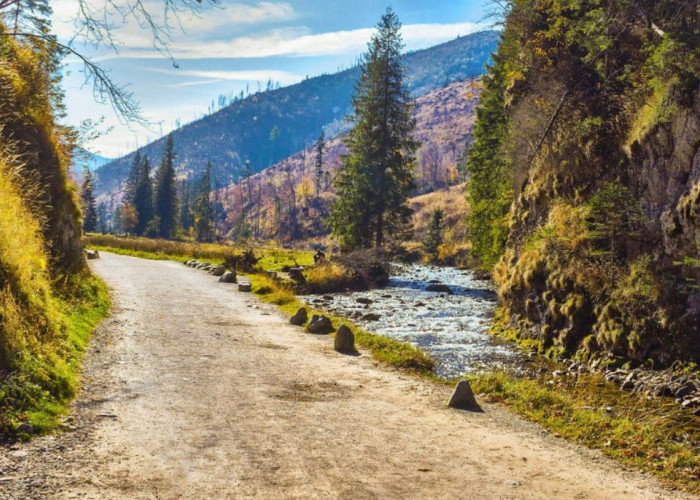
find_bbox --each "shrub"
[305,261,358,294]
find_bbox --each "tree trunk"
[376,212,383,248]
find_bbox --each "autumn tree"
[330,7,418,249]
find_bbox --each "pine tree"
[194,162,214,242]
[465,45,513,270]
[124,150,141,204]
[179,180,194,235]
[133,156,154,236]
[314,130,325,205]
[422,208,445,263]
[153,134,178,239]
[330,8,418,249]
[80,167,98,233]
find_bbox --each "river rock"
[362,313,381,322]
[675,383,695,399]
[307,315,334,334]
[356,297,372,305]
[85,249,100,260]
[219,271,237,283]
[447,380,479,410]
[290,307,308,326]
[426,283,453,294]
[238,280,252,292]
[334,325,355,353]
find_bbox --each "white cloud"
[152,68,303,85]
[52,1,297,50]
[64,21,488,63]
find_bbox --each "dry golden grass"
[305,261,355,294]
[409,183,469,242]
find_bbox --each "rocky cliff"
[467,0,700,366]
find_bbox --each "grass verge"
[84,234,314,271]
[469,371,700,493]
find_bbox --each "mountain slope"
[216,78,482,242]
[95,31,499,199]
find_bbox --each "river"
[303,263,526,379]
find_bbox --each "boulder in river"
[447,380,480,411]
[362,313,381,322]
[334,325,356,354]
[426,283,453,294]
[307,315,334,334]
[219,271,237,283]
[290,307,308,326]
[356,297,373,305]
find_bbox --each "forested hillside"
[94,31,499,199]
[466,0,700,365]
[0,24,108,435]
[216,78,481,242]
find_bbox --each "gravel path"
[0,252,692,499]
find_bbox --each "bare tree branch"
[3,30,144,124]
[0,0,219,123]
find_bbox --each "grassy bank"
[0,272,110,439]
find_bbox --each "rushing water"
[303,263,525,379]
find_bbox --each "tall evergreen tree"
[133,156,154,236]
[465,45,513,270]
[124,150,142,204]
[153,134,178,239]
[80,167,98,233]
[314,130,325,204]
[179,180,194,234]
[330,8,418,249]
[194,162,214,242]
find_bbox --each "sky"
[52,1,492,158]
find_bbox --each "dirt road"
[0,253,690,499]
